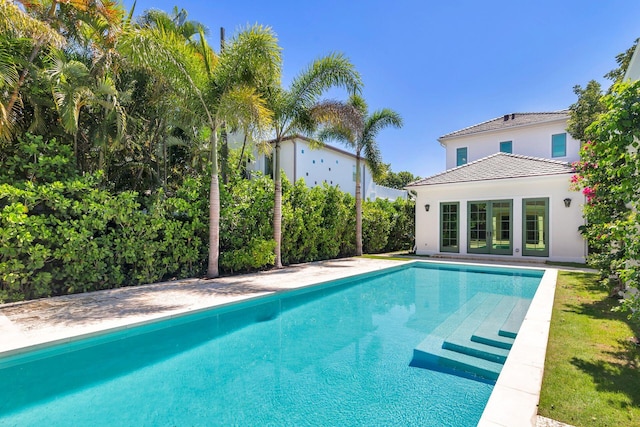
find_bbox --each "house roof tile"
[439,111,569,140]
[406,152,574,187]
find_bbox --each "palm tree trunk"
[207,131,220,278]
[236,133,247,172]
[355,155,363,256]
[220,125,229,184]
[273,140,283,268]
[163,136,168,191]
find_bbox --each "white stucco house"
[407,111,587,263]
[231,134,406,200]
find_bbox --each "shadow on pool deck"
[2,279,293,330]
[0,257,403,350]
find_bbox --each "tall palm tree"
[0,1,64,140]
[121,24,279,278]
[1,0,121,141]
[266,53,362,268]
[317,94,402,255]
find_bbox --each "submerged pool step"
[411,294,505,380]
[471,296,526,350]
[411,335,503,381]
[439,294,509,363]
[411,294,531,381]
[442,337,509,364]
[420,292,494,340]
[499,299,530,338]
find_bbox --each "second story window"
[500,141,512,154]
[552,133,566,158]
[456,147,467,166]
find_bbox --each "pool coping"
[1,257,557,426]
[477,267,557,427]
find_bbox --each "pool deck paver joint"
[0,256,574,427]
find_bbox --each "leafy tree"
[317,94,402,255]
[604,38,639,84]
[568,39,639,145]
[1,0,122,143]
[572,80,640,320]
[376,166,420,189]
[567,80,606,143]
[265,53,361,268]
[0,1,64,140]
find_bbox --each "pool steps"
[498,299,529,338]
[471,297,528,350]
[411,293,530,381]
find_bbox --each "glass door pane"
[490,201,512,254]
[468,200,513,255]
[468,202,488,253]
[523,198,549,256]
[440,203,459,252]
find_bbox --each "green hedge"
[0,136,414,303]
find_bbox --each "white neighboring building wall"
[244,136,407,200]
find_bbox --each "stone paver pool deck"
[0,257,575,427]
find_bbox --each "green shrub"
[0,136,417,302]
[220,174,275,273]
[220,239,275,273]
[384,198,415,252]
[362,200,392,254]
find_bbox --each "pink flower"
[583,186,596,202]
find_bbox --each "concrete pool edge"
[477,268,558,427]
[0,257,407,357]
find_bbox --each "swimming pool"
[0,262,543,426]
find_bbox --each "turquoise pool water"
[0,262,543,426]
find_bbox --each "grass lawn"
[539,271,640,426]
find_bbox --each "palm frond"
[316,126,355,148]
[311,99,363,136]
[214,24,282,97]
[348,93,368,116]
[362,108,403,142]
[289,52,362,112]
[362,138,383,178]
[119,26,212,127]
[0,41,20,90]
[0,1,65,48]
[217,84,273,143]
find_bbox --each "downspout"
[362,164,366,199]
[293,139,297,182]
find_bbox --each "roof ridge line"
[438,111,570,140]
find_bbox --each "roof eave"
[409,171,573,187]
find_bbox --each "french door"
[522,198,549,257]
[468,200,512,255]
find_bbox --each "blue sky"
[123,0,640,178]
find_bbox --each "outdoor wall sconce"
[424,204,430,212]
[563,198,572,208]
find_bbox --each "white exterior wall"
[442,119,580,169]
[285,139,375,198]
[249,138,384,199]
[413,174,586,263]
[237,134,405,199]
